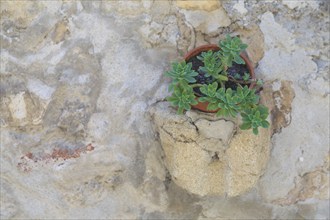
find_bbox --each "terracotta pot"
[184,44,255,113]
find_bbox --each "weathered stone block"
[150,102,271,196]
[176,0,220,11]
[179,8,231,34]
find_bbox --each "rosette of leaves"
[215,87,243,117]
[199,83,259,118]
[198,82,219,110]
[199,82,241,117]
[167,83,198,114]
[197,51,228,82]
[236,86,259,109]
[165,61,198,91]
[240,106,270,135]
[219,34,248,68]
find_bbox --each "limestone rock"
[237,26,265,65]
[226,127,270,197]
[257,12,329,204]
[52,19,70,44]
[233,0,248,15]
[1,90,49,127]
[280,156,329,205]
[0,1,45,29]
[259,12,295,52]
[180,8,231,34]
[176,0,220,11]
[0,180,20,219]
[194,119,234,145]
[101,1,147,17]
[1,1,329,219]
[282,0,320,10]
[138,16,179,49]
[150,102,271,196]
[199,196,273,219]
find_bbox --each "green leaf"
[166,96,176,102]
[243,73,250,81]
[183,102,191,111]
[253,127,259,135]
[227,108,235,117]
[234,73,241,79]
[258,106,269,117]
[240,122,251,130]
[257,79,263,86]
[240,43,248,50]
[191,99,198,106]
[216,74,228,81]
[255,110,260,118]
[207,103,218,111]
[216,108,226,117]
[168,83,175,92]
[211,82,218,90]
[198,97,208,102]
[186,76,197,83]
[234,55,245,64]
[241,112,248,119]
[261,120,270,128]
[177,106,184,115]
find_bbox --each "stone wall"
[1,0,329,219]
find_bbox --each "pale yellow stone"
[226,127,270,197]
[101,1,146,17]
[176,0,220,11]
[238,26,265,65]
[159,128,227,196]
[179,7,231,34]
[52,20,70,44]
[0,1,45,28]
[152,102,271,196]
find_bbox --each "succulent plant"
[198,85,260,117]
[165,35,269,135]
[243,72,250,81]
[165,61,198,92]
[197,51,228,82]
[219,34,248,68]
[166,83,198,114]
[240,105,270,135]
[234,73,241,80]
[257,79,264,86]
[235,86,259,109]
[215,88,242,117]
[198,82,220,111]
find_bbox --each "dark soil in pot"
[187,52,251,96]
[226,63,251,90]
[187,55,213,96]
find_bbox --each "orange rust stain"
[17,143,96,172]
[49,143,95,160]
[26,152,33,159]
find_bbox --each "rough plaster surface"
[1,0,329,219]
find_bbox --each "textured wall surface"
[1,0,329,219]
